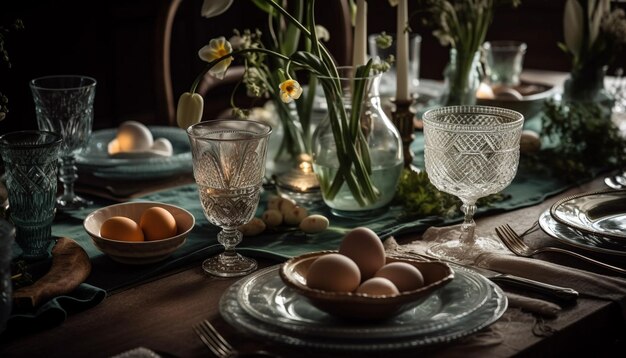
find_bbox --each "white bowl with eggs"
[279,250,454,320]
[83,201,195,264]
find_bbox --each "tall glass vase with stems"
[439,49,482,107]
[187,119,271,277]
[30,75,96,210]
[562,64,615,119]
[312,66,404,217]
[423,106,524,263]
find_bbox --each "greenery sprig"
[540,98,626,182]
[394,169,508,219]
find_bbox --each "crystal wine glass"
[30,75,97,210]
[423,105,523,263]
[187,119,272,277]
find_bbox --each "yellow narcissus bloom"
[176,92,204,129]
[198,37,233,79]
[278,79,303,103]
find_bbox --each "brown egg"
[339,227,386,280]
[375,262,425,292]
[306,253,361,292]
[100,216,144,242]
[139,207,178,241]
[356,277,399,296]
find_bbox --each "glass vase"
[562,65,614,119]
[439,48,481,106]
[312,67,404,217]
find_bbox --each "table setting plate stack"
[538,190,626,257]
[219,264,507,351]
[75,126,192,180]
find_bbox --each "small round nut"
[283,206,309,226]
[262,209,283,227]
[238,217,266,237]
[299,214,329,234]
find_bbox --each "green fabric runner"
[45,118,578,293]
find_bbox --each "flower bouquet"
[177,0,397,210]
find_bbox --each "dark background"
[0,0,624,134]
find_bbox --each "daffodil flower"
[198,37,233,79]
[176,92,204,129]
[278,79,303,103]
[201,0,233,18]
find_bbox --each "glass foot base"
[426,232,506,264]
[57,194,93,211]
[202,252,257,278]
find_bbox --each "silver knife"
[393,252,579,303]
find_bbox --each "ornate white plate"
[539,210,626,257]
[76,126,192,179]
[550,190,626,241]
[220,265,507,351]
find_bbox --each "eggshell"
[262,209,283,227]
[339,227,385,280]
[356,277,400,296]
[375,262,425,292]
[306,253,361,292]
[151,138,174,156]
[139,207,178,241]
[100,216,144,242]
[238,217,266,237]
[283,206,308,226]
[116,121,153,152]
[299,215,329,234]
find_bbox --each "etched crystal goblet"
[30,75,96,210]
[423,105,523,263]
[187,119,272,277]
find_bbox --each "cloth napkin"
[5,283,106,335]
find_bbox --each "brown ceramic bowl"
[279,250,454,320]
[83,201,195,264]
[476,80,557,119]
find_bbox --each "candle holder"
[391,98,419,172]
[273,154,322,205]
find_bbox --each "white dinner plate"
[76,126,192,179]
[220,265,506,351]
[539,210,626,257]
[550,190,626,241]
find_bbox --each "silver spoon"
[604,171,626,190]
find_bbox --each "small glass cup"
[482,41,527,87]
[368,33,421,96]
[0,130,62,260]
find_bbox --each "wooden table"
[1,173,625,357]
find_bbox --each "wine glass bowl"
[30,75,97,210]
[187,119,271,277]
[423,105,523,263]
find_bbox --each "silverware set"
[194,319,277,358]
[495,224,626,276]
[604,170,626,190]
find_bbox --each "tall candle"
[396,0,409,101]
[352,0,367,68]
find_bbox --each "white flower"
[564,0,583,57]
[198,37,234,80]
[315,25,330,42]
[201,0,233,18]
[278,79,303,103]
[388,0,399,6]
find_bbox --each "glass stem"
[460,200,477,245]
[59,155,77,198]
[217,228,242,253]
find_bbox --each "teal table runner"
[47,121,577,293]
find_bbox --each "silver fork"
[495,224,626,276]
[193,319,277,358]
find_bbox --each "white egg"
[116,121,153,152]
[151,138,174,156]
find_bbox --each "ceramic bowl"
[476,80,557,119]
[279,250,454,320]
[83,201,195,264]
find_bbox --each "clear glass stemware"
[30,75,97,210]
[422,105,524,263]
[187,119,272,277]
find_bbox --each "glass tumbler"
[0,130,62,260]
[482,41,527,87]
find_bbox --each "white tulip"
[201,0,233,18]
[564,0,583,57]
